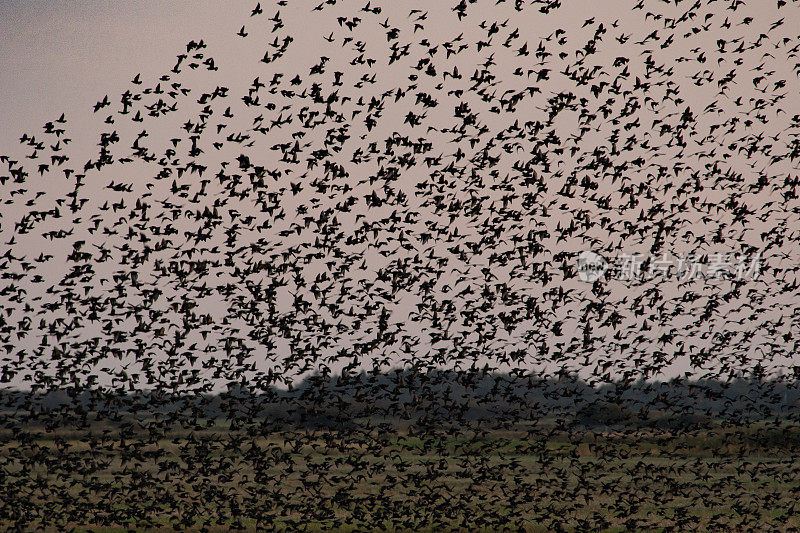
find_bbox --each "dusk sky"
[0,1,245,148]
[2,0,800,391]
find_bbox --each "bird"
[0,0,798,530]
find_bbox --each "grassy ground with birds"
[2,419,799,532]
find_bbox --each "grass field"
[2,419,800,531]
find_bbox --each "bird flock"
[2,0,800,530]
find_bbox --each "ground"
[1,419,799,531]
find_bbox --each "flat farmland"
[2,421,799,532]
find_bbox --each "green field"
[2,420,800,532]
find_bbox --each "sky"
[0,1,247,149]
[2,0,800,392]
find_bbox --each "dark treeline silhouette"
[3,369,799,432]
